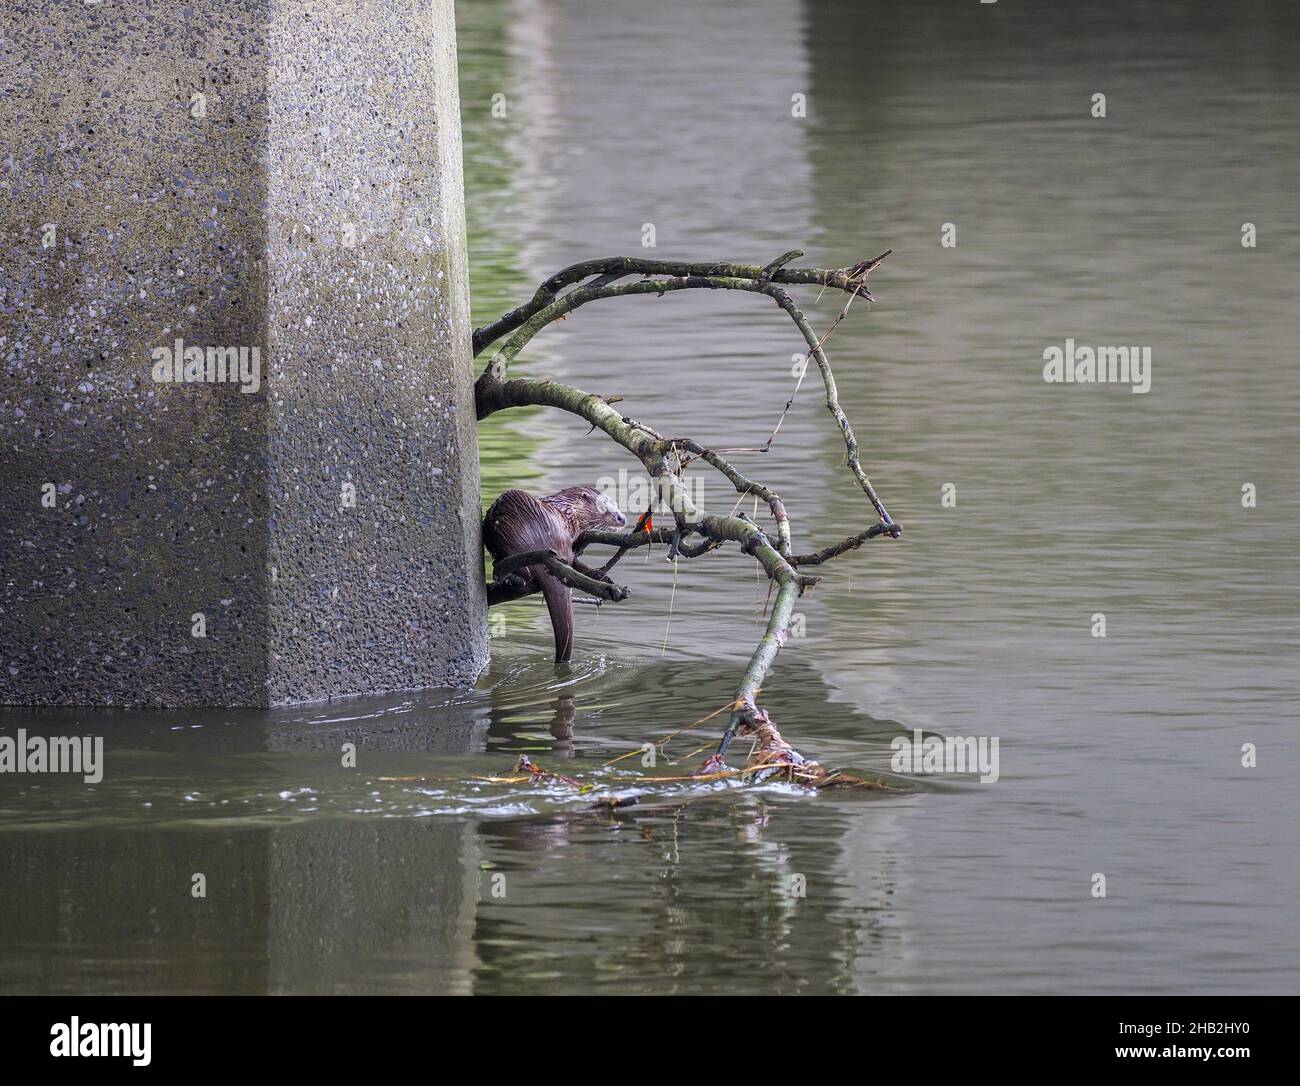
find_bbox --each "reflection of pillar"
[1,0,486,708]
[0,818,482,993]
[796,0,912,720]
[0,828,271,994]
[503,0,563,280]
[266,820,479,994]
[263,692,490,755]
[833,808,913,993]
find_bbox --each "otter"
[482,486,627,662]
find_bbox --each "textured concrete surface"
[0,0,488,706]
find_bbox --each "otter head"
[546,485,627,534]
[588,487,628,530]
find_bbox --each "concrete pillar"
[1,0,488,706]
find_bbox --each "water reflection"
[0,646,908,994]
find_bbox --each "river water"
[2,0,1297,994]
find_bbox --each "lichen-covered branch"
[489,548,631,602]
[472,251,886,356]
[474,250,900,771]
[788,522,896,566]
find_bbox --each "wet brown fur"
[483,486,626,662]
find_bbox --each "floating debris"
[588,794,639,811]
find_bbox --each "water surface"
[2,0,1297,994]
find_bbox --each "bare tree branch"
[488,548,630,603]
[475,250,900,770]
[471,250,889,356]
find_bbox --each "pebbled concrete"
[0,0,488,706]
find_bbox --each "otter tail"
[537,569,574,663]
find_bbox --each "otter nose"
[615,511,627,527]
